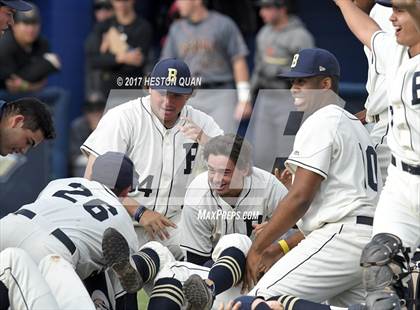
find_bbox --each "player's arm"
[232,56,253,120]
[243,167,323,291]
[84,153,97,179]
[334,0,381,49]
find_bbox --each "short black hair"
[2,97,56,139]
[203,134,253,175]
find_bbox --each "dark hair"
[203,134,253,175]
[314,75,339,94]
[2,97,56,139]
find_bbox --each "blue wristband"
[134,205,146,222]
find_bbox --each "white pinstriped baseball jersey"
[82,95,223,219]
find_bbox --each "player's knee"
[212,234,251,260]
[140,241,175,268]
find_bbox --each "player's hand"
[218,300,242,310]
[258,243,284,273]
[355,109,367,125]
[138,209,177,240]
[274,168,292,190]
[178,117,209,145]
[242,246,263,293]
[234,101,253,121]
[252,221,268,238]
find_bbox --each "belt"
[15,209,76,255]
[356,215,373,226]
[391,155,420,176]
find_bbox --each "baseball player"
[0,97,55,156]
[102,227,252,310]
[0,248,99,310]
[237,48,380,307]
[82,58,223,250]
[179,134,288,265]
[0,151,139,309]
[0,0,31,35]
[335,0,420,308]
[353,0,393,184]
[161,0,252,133]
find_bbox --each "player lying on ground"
[0,152,140,309]
[334,0,420,308]
[0,247,95,310]
[102,228,255,310]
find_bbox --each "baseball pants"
[372,163,420,255]
[249,221,373,307]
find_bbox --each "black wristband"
[133,205,146,222]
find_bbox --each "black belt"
[356,216,373,226]
[15,209,76,255]
[391,155,420,176]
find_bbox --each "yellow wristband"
[278,239,290,254]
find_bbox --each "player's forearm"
[252,193,310,253]
[335,0,381,49]
[121,196,140,217]
[232,56,250,83]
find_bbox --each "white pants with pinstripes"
[0,248,95,310]
[249,222,373,308]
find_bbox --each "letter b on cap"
[167,68,177,83]
[291,54,299,68]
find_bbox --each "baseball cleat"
[102,227,143,293]
[183,274,214,310]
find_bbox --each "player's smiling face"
[0,115,44,155]
[207,154,246,198]
[390,7,420,50]
[290,76,327,112]
[149,89,190,128]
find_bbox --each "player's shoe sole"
[102,227,143,293]
[183,274,214,310]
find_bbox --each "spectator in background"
[250,0,314,172]
[85,0,114,99]
[161,0,252,133]
[93,0,114,22]
[86,0,152,98]
[0,3,70,178]
[68,93,105,177]
[0,0,32,35]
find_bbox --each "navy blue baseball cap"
[278,48,341,79]
[375,0,392,7]
[0,0,32,11]
[149,58,193,94]
[92,152,139,191]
